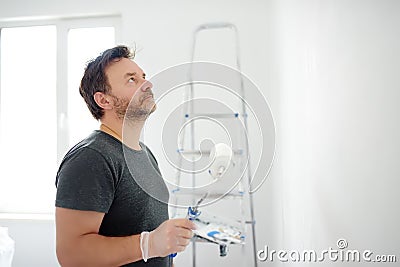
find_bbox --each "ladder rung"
[177,149,243,155]
[196,22,236,31]
[185,113,244,119]
[171,190,244,199]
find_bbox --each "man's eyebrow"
[124,72,146,78]
[124,72,136,78]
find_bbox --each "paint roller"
[208,143,234,180]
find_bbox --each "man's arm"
[56,207,140,267]
[56,207,195,267]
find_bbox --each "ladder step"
[185,113,246,119]
[177,149,243,155]
[171,190,244,199]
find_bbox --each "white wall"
[1,0,400,266]
[267,0,400,266]
[0,217,58,266]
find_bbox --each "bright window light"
[0,25,57,213]
[0,22,117,214]
[67,27,115,146]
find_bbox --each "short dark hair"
[79,45,135,120]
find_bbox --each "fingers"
[176,245,189,252]
[176,236,191,246]
[176,227,194,239]
[171,218,197,230]
[150,219,197,258]
[154,219,195,256]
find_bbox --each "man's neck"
[100,118,144,151]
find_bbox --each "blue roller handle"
[187,206,201,220]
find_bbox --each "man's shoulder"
[63,131,122,162]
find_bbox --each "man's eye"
[128,77,136,83]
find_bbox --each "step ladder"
[170,22,258,267]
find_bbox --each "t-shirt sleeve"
[55,147,116,213]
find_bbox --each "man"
[55,45,194,267]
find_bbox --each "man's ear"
[94,92,113,110]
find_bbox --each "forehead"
[105,57,143,80]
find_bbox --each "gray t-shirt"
[55,130,170,267]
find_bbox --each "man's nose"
[141,80,153,92]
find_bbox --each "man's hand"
[148,218,196,258]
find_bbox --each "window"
[0,17,119,214]
[0,25,57,213]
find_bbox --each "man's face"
[105,58,156,122]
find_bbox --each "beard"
[112,93,156,122]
